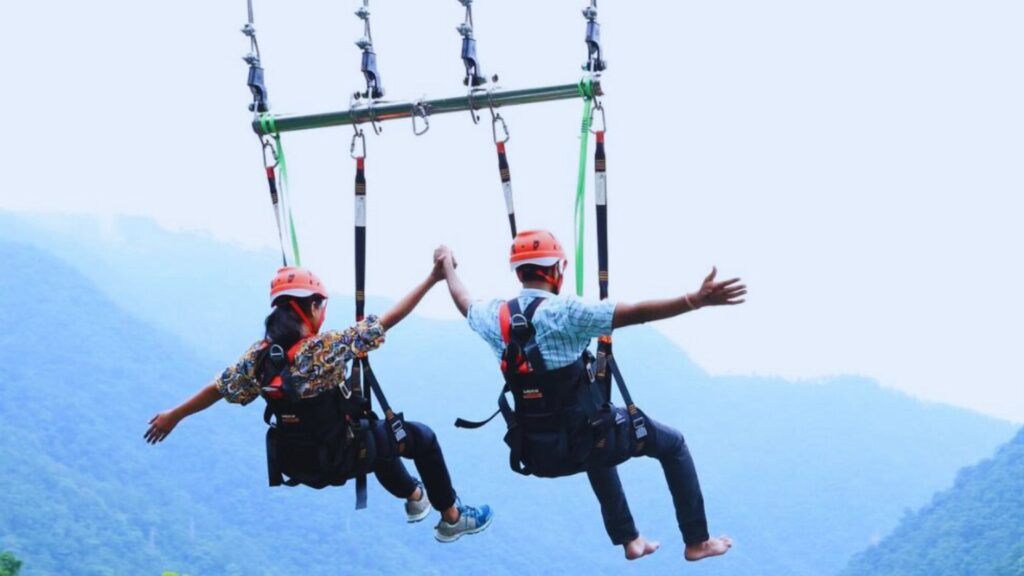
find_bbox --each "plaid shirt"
[467,288,617,370]
[214,316,385,405]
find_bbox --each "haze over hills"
[841,428,1024,576]
[0,211,1018,575]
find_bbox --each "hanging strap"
[573,79,595,297]
[496,140,517,238]
[587,109,647,453]
[258,114,302,266]
[593,112,612,399]
[345,136,407,506]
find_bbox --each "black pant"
[585,407,709,546]
[369,420,458,512]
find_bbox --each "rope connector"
[355,1,384,100]
[582,2,607,73]
[457,0,488,88]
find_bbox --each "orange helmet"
[269,266,328,306]
[509,230,566,270]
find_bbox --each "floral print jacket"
[214,316,385,405]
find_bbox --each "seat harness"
[456,296,648,477]
[259,338,376,499]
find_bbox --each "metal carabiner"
[589,99,607,133]
[486,89,509,143]
[412,100,431,136]
[350,126,366,160]
[491,113,509,144]
[261,136,279,168]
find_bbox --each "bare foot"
[685,535,732,561]
[623,535,660,561]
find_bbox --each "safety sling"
[344,141,409,509]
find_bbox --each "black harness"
[258,341,377,500]
[456,297,648,478]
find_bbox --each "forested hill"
[0,214,1018,575]
[841,427,1024,576]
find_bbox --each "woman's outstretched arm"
[379,257,447,331]
[144,383,223,444]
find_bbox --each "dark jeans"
[369,419,458,512]
[585,408,709,546]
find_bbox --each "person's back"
[436,231,745,562]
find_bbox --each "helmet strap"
[288,299,322,335]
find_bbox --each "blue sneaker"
[433,502,494,543]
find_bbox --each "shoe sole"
[433,513,494,543]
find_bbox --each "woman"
[144,263,493,543]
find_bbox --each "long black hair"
[264,295,323,350]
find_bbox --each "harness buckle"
[268,344,285,365]
[390,419,408,443]
[339,381,352,399]
[632,415,648,440]
[509,313,528,330]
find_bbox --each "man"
[435,230,745,561]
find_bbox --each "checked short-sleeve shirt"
[467,288,616,370]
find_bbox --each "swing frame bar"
[251,81,602,136]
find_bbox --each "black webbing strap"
[454,383,509,429]
[609,355,648,452]
[498,391,529,475]
[594,127,613,400]
[594,130,609,300]
[591,123,646,451]
[361,358,408,453]
[496,141,517,237]
[507,297,546,372]
[354,156,368,325]
[352,152,369,509]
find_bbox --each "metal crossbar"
[251,81,602,135]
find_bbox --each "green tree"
[0,552,22,576]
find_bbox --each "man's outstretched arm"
[613,267,746,329]
[436,245,473,318]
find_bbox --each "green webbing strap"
[574,80,595,297]
[259,114,302,266]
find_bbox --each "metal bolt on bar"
[252,81,602,136]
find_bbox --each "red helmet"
[509,230,566,271]
[269,266,328,306]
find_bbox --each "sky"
[2,0,1022,422]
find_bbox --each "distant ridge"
[841,427,1024,576]
[0,212,1017,576]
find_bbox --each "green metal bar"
[251,81,603,135]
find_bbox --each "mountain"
[0,212,1017,575]
[840,427,1024,576]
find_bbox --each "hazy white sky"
[2,0,1022,422]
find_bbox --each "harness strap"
[496,141,517,237]
[354,156,367,323]
[608,354,648,451]
[498,391,529,476]
[505,298,546,372]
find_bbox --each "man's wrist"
[685,293,702,310]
